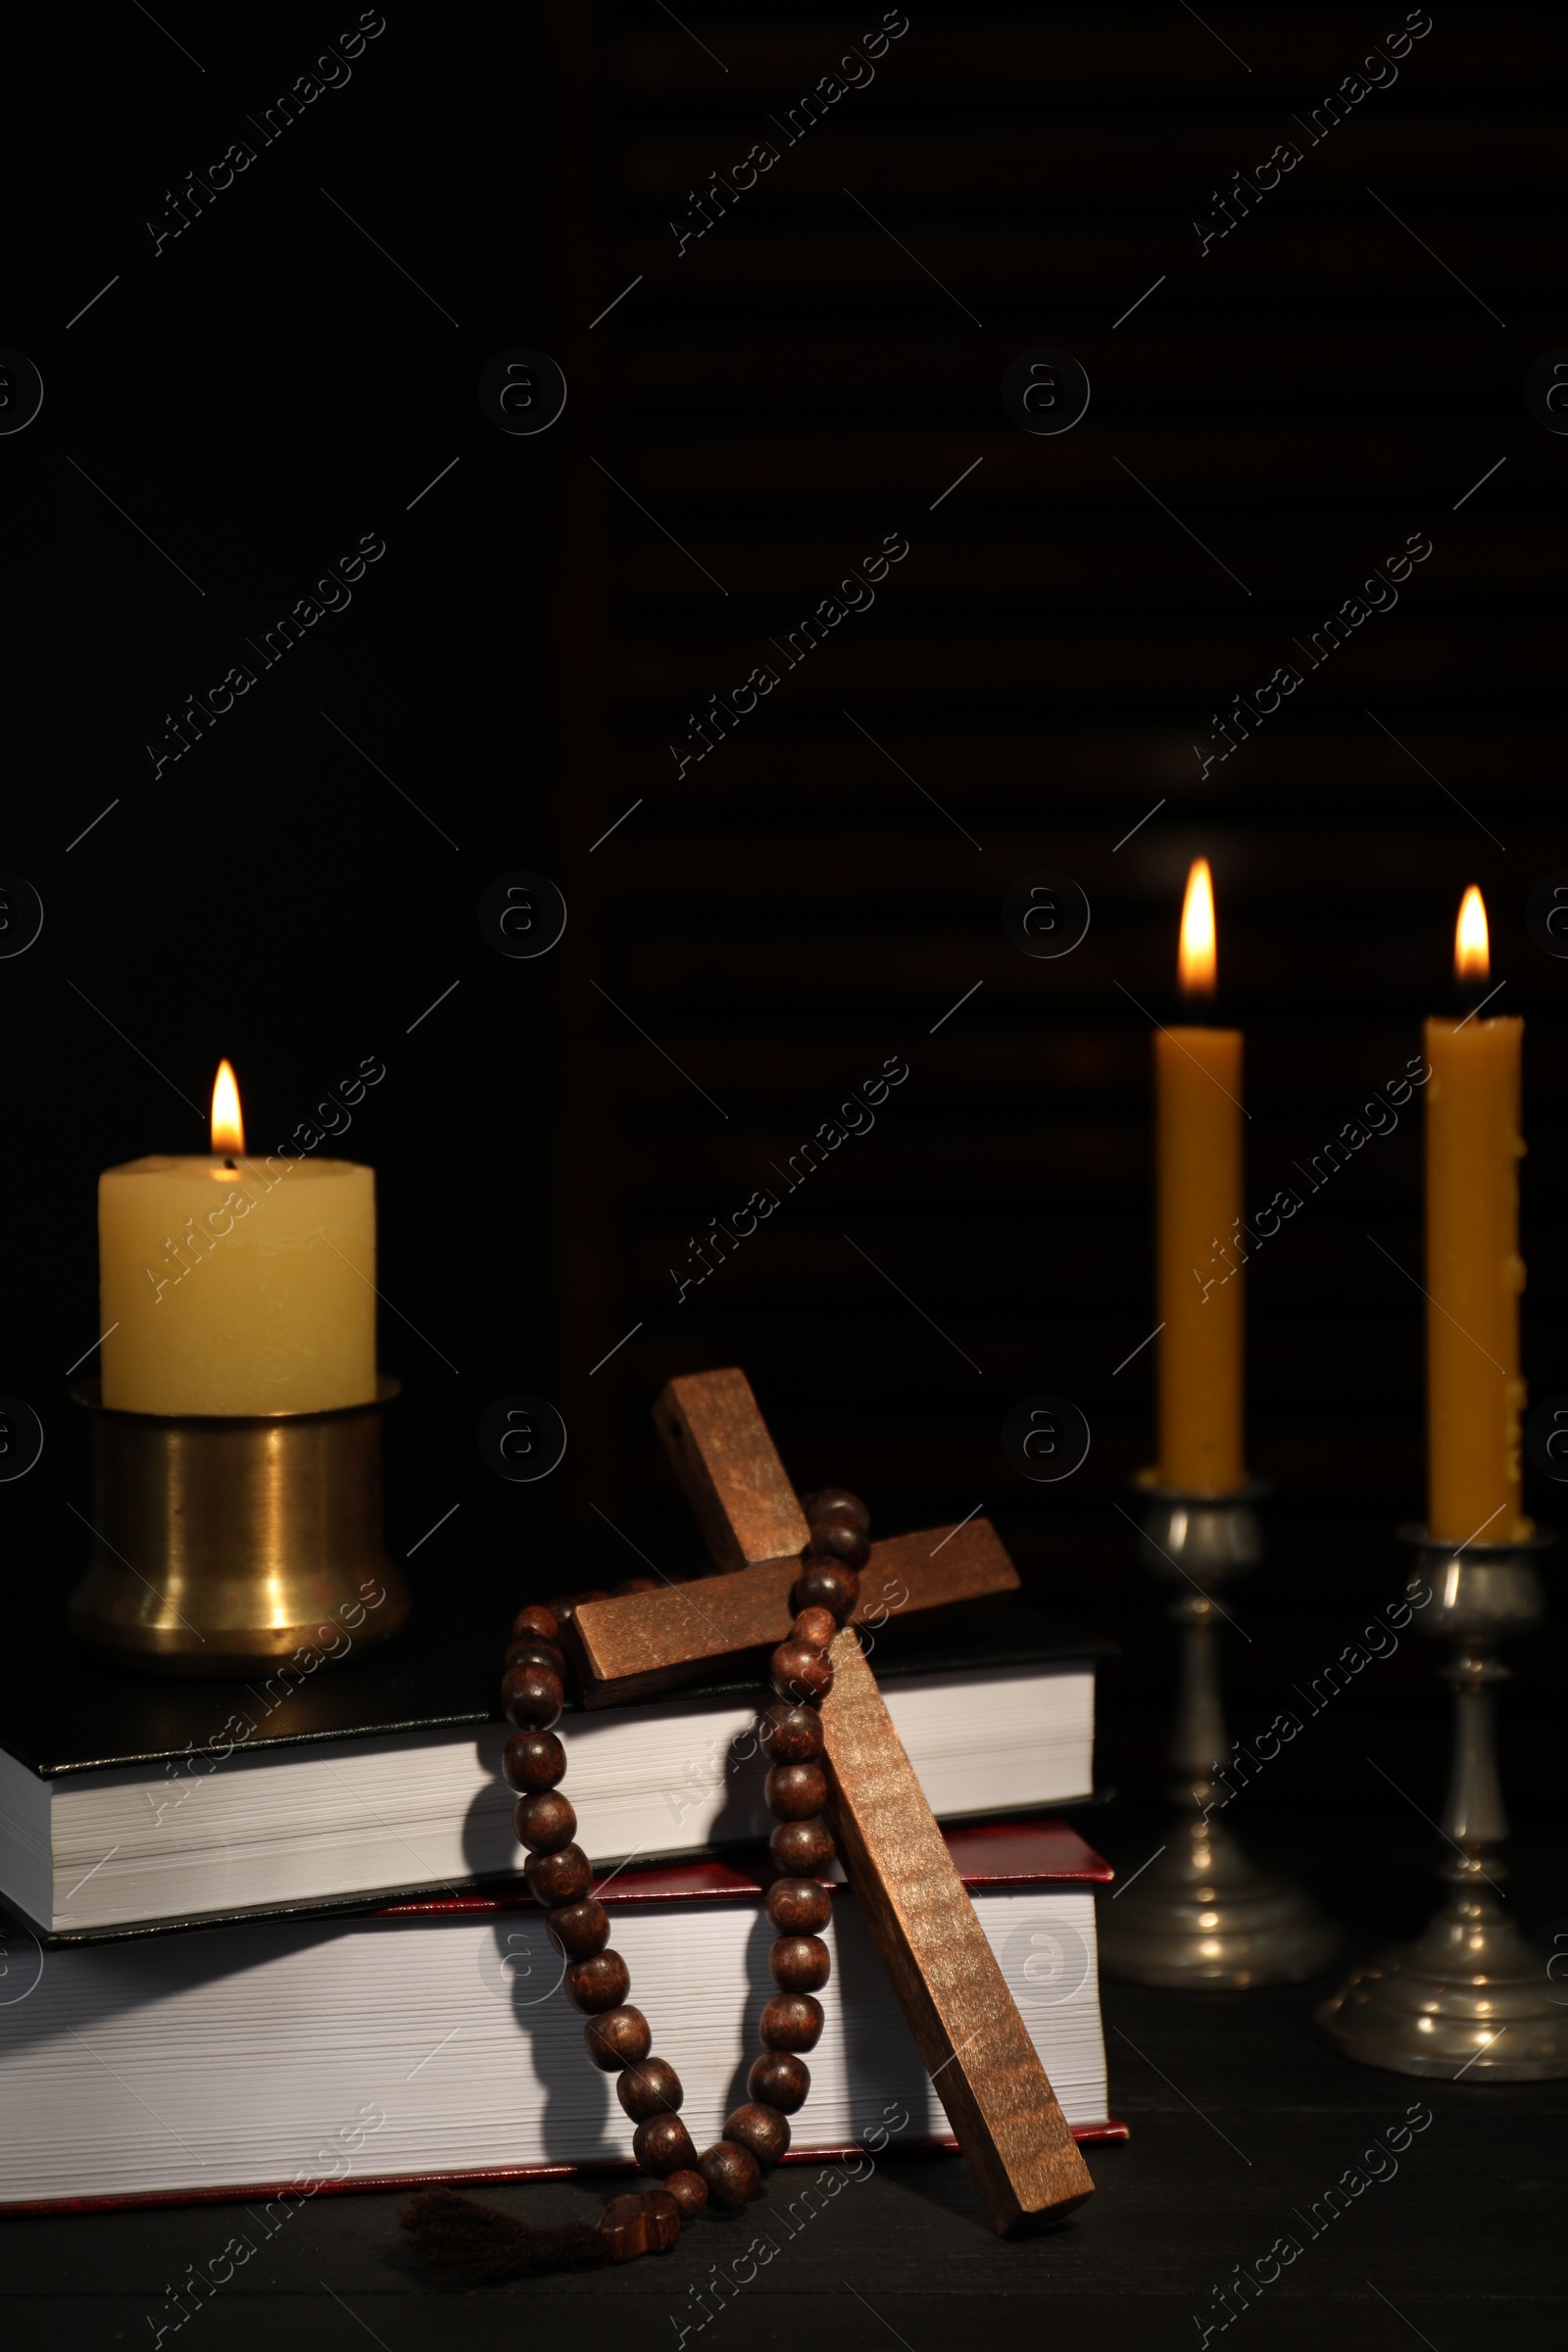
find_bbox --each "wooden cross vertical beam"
[817,1628,1093,2230]
[575,1367,1095,2232]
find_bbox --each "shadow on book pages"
[0,1821,1121,2211]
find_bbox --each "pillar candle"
[1154,859,1246,1494]
[98,1062,377,1417]
[1424,888,1529,1544]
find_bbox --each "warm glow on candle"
[1455,886,1490,986]
[1425,882,1527,1542]
[1155,857,1244,1494]
[1178,858,1217,999]
[211,1059,245,1156]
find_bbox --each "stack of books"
[0,1590,1120,2211]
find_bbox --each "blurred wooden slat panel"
[613,20,1549,98]
[626,121,1568,201]
[547,0,1565,1567]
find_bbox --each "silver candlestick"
[1099,1481,1341,1990]
[1318,1524,1568,2079]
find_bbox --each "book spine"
[0,2122,1130,2216]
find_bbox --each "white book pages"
[0,1884,1107,2205]
[16,1662,1093,1934]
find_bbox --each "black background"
[9,3,1567,2339]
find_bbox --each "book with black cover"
[0,1595,1108,1940]
[0,1819,1123,2215]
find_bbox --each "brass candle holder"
[68,1378,412,1678]
[1098,1480,1341,1989]
[1317,1524,1568,2080]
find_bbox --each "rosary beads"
[499,1487,871,2262]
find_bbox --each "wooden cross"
[563,1367,1094,2234]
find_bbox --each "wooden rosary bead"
[566,1950,632,2014]
[697,2138,760,2211]
[584,2005,651,2071]
[808,1517,871,1570]
[749,2050,810,2112]
[766,1877,833,1935]
[524,1843,592,1907]
[792,1605,839,1652]
[760,1992,824,2051]
[510,1603,561,1646]
[513,1790,577,1853]
[663,2168,709,2220]
[503,1637,567,1678]
[641,2188,681,2251]
[600,2186,681,2261]
[765,1761,828,1821]
[793,1560,859,1623]
[611,1575,662,1596]
[546,1898,610,1960]
[723,2101,791,2168]
[760,1700,824,1764]
[633,2112,697,2176]
[501,1660,564,1729]
[769,1816,836,1875]
[770,1934,831,1992]
[544,1588,607,1625]
[616,2057,684,2122]
[800,1487,870,1534]
[769,1639,833,1705]
[600,2191,651,2263]
[502,1728,566,1792]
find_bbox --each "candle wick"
[223,1156,238,1170]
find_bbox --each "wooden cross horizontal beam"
[567,1516,1018,1707]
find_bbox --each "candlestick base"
[1317,1883,1568,2080]
[1318,1527,1568,2080]
[1099,1480,1341,1990]
[1099,1809,1342,1991]
[67,1379,412,1678]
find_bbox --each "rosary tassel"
[397,2187,611,2280]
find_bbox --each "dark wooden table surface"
[7,1825,1565,2352]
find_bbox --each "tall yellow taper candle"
[1424,887,1529,1544]
[1154,858,1246,1494]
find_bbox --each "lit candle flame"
[211,1059,245,1155]
[1178,858,1217,1000]
[1454,886,1490,987]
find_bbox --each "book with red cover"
[0,1819,1123,2215]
